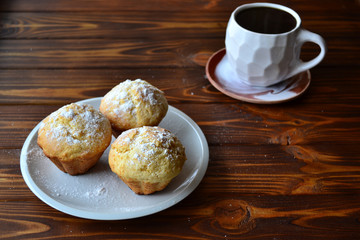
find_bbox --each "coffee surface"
[235,7,297,34]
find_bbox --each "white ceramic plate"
[20,97,209,220]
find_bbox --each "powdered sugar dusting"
[139,84,158,105]
[60,108,75,119]
[113,100,135,117]
[103,79,164,118]
[85,186,107,198]
[40,103,108,146]
[26,144,126,209]
[120,126,185,169]
[51,125,80,145]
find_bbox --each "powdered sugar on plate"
[26,142,123,210]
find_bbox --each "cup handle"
[285,29,327,79]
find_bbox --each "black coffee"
[235,7,297,34]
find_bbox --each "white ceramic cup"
[225,3,327,87]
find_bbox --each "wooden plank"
[0,12,358,40]
[0,12,227,40]
[0,38,358,68]
[0,149,28,200]
[2,143,360,201]
[1,66,360,105]
[0,195,359,239]
[0,0,359,13]
[0,68,216,104]
[204,145,360,195]
[0,39,220,68]
[1,100,359,149]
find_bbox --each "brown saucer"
[205,48,311,104]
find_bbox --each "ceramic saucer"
[205,48,311,104]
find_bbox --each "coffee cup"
[225,3,326,87]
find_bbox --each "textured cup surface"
[225,3,326,87]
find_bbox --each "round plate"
[20,97,209,220]
[206,48,311,104]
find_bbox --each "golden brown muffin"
[37,103,112,175]
[99,79,168,136]
[109,126,186,195]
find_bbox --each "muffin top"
[100,79,168,131]
[109,126,186,183]
[38,103,112,161]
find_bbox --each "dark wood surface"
[1,0,360,239]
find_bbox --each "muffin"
[109,126,186,195]
[99,79,168,136]
[37,103,112,175]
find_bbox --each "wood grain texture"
[1,67,359,105]
[1,0,360,239]
[0,12,227,40]
[0,196,359,239]
[0,12,358,40]
[0,38,358,68]
[0,0,359,12]
[1,101,360,148]
[1,146,360,239]
[2,144,360,201]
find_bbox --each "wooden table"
[1,0,359,239]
